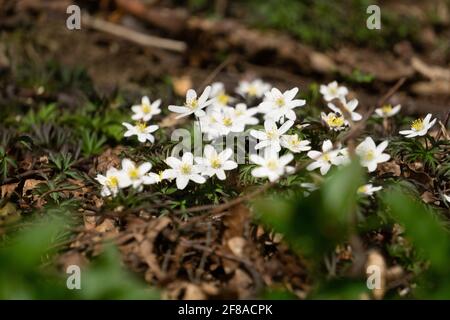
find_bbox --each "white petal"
[190,174,206,184]
[176,176,189,190]
[165,157,181,168]
[278,120,294,135]
[138,162,152,175]
[182,152,194,164]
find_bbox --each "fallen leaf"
[227,237,246,257]
[378,161,401,176]
[1,183,18,198]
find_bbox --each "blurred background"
[1,0,449,117]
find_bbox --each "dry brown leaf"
[22,179,44,196]
[95,218,117,233]
[227,237,246,257]
[421,191,437,204]
[378,161,401,177]
[95,146,124,173]
[228,268,253,299]
[1,182,18,198]
[140,217,172,281]
[164,282,207,300]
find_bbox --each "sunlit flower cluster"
[96,77,439,198]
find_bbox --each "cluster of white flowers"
[96,78,439,198]
[122,96,160,143]
[95,159,158,197]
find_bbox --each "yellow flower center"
[217,93,229,105]
[276,97,285,107]
[381,104,392,114]
[266,129,278,140]
[329,87,337,95]
[326,115,345,128]
[142,103,151,114]
[128,168,139,180]
[187,99,199,110]
[322,153,331,162]
[210,157,222,169]
[107,176,118,188]
[223,117,233,127]
[136,122,147,133]
[364,150,375,161]
[411,118,424,131]
[180,163,192,175]
[267,160,278,170]
[357,186,367,194]
[289,136,300,147]
[247,86,257,96]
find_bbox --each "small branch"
[38,185,86,200]
[82,14,187,53]
[342,77,406,143]
[197,55,236,91]
[1,168,52,185]
[180,239,264,295]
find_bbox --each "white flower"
[168,86,213,119]
[95,167,127,197]
[250,119,294,153]
[122,122,159,143]
[212,108,245,136]
[209,82,234,110]
[236,79,271,98]
[162,152,206,190]
[355,137,390,172]
[306,140,344,175]
[280,134,311,153]
[321,112,348,131]
[374,104,401,118]
[195,145,237,180]
[301,182,319,196]
[131,96,161,122]
[357,184,383,196]
[198,108,221,141]
[233,103,259,126]
[328,98,362,121]
[250,151,294,182]
[320,81,348,101]
[259,87,306,122]
[142,171,165,185]
[444,194,450,203]
[399,113,436,138]
[121,159,152,190]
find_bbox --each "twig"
[436,110,450,141]
[181,239,264,295]
[197,55,236,91]
[38,185,87,200]
[82,14,187,52]
[341,77,406,143]
[1,168,52,185]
